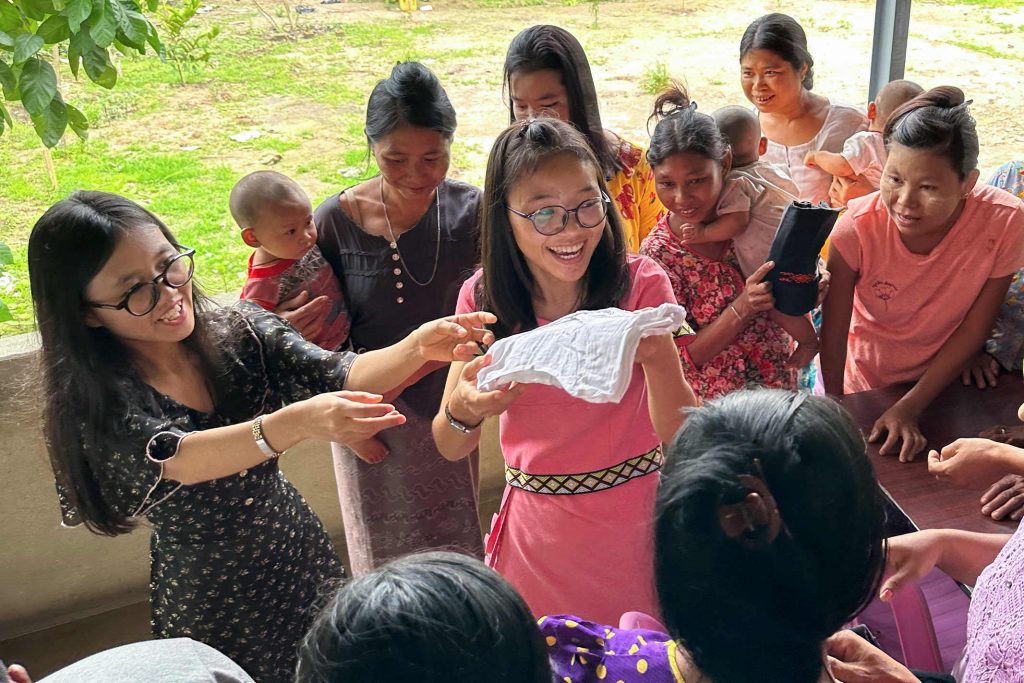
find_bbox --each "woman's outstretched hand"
[878,531,942,604]
[928,438,1014,488]
[414,312,497,363]
[300,391,407,444]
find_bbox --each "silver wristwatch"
[252,415,284,459]
[445,403,482,434]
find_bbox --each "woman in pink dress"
[431,118,698,624]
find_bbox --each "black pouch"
[765,201,842,316]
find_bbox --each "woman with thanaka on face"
[539,389,927,683]
[25,192,494,680]
[309,61,486,575]
[740,13,868,205]
[820,87,1024,463]
[504,25,664,252]
[432,117,697,623]
[639,90,799,400]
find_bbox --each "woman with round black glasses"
[432,119,697,624]
[27,191,494,681]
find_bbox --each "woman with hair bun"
[311,61,485,575]
[639,84,801,399]
[739,13,868,204]
[821,87,1024,462]
[541,388,901,682]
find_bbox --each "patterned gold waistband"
[504,446,663,495]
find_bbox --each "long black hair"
[503,25,620,180]
[740,13,815,90]
[655,389,886,683]
[365,60,457,144]
[27,191,222,536]
[884,85,979,179]
[295,551,552,683]
[476,117,629,339]
[646,84,730,168]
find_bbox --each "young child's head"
[229,171,315,262]
[654,389,886,683]
[869,79,924,132]
[646,85,732,226]
[478,117,628,339]
[295,551,552,683]
[712,105,766,167]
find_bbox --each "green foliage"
[0,0,163,146]
[640,60,670,95]
[157,0,219,85]
[0,240,12,323]
[560,0,600,20]
[951,39,1022,60]
[942,0,1024,7]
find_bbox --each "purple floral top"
[962,524,1024,681]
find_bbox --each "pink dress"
[455,255,675,624]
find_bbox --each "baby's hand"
[350,436,389,464]
[679,224,701,243]
[803,151,818,168]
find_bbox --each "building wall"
[0,333,505,642]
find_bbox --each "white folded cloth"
[476,303,687,403]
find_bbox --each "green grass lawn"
[2,0,1023,334]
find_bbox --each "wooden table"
[838,378,1023,536]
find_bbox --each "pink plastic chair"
[618,611,667,633]
[621,585,946,673]
[888,582,944,671]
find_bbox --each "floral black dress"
[58,302,346,682]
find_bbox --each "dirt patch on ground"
[23,0,1024,189]
[127,0,1023,179]
[2,0,1023,330]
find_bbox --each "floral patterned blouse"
[56,302,347,681]
[640,217,796,399]
[606,133,664,253]
[986,161,1024,372]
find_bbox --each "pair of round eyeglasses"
[507,193,611,236]
[85,247,196,317]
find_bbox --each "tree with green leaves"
[0,0,163,147]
